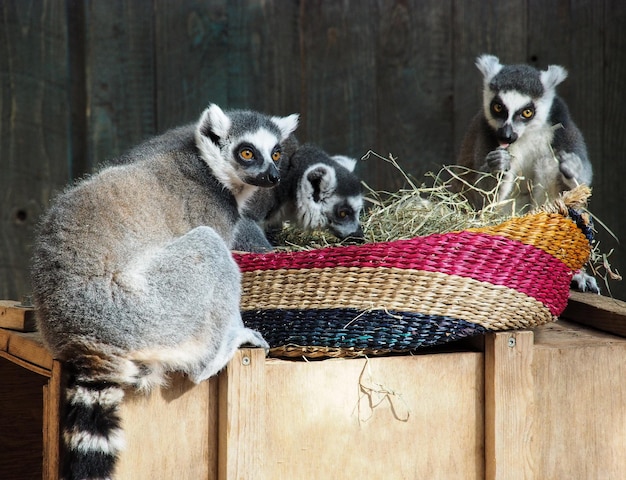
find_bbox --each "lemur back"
[30,103,298,479]
[233,143,364,252]
[454,54,592,214]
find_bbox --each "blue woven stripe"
[242,308,487,352]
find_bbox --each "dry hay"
[271,151,620,291]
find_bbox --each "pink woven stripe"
[233,232,572,316]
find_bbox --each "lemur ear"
[541,65,568,90]
[331,155,357,172]
[271,113,299,141]
[197,103,232,144]
[305,164,336,203]
[476,54,503,83]
[196,104,232,164]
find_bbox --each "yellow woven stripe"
[240,267,555,331]
[464,212,589,270]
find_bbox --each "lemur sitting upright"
[30,103,298,480]
[233,142,364,252]
[454,54,592,212]
[453,54,598,293]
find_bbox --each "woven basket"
[234,201,592,359]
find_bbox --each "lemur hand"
[485,147,511,173]
[557,151,584,181]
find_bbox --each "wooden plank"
[0,300,36,331]
[533,320,626,349]
[485,331,534,480]
[0,328,9,351]
[263,352,484,478]
[154,0,229,130]
[42,360,62,480]
[597,0,626,303]
[0,0,72,301]
[0,356,48,479]
[298,0,377,167]
[218,348,266,480]
[83,0,157,168]
[561,291,626,338]
[116,373,216,480]
[225,0,300,115]
[371,0,454,191]
[6,330,53,371]
[531,329,626,477]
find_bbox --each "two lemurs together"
[31,55,595,480]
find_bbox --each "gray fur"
[233,143,364,252]
[30,103,298,479]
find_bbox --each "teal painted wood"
[0,0,72,301]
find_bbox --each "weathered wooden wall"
[1,0,625,301]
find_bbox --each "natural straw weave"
[234,196,592,359]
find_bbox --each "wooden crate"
[1,292,625,479]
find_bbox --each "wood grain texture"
[5,330,53,371]
[218,348,266,480]
[0,357,47,480]
[42,361,61,480]
[485,331,535,480]
[372,0,454,191]
[0,300,36,331]
[531,322,626,478]
[154,0,229,129]
[0,0,71,301]
[116,373,216,480]
[83,0,157,168]
[263,352,484,479]
[597,0,626,300]
[562,290,626,338]
[299,0,377,164]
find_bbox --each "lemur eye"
[521,108,534,119]
[492,103,503,113]
[338,209,350,219]
[272,151,281,162]
[239,148,254,160]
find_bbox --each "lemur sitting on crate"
[30,103,299,480]
[233,141,365,253]
[452,54,598,293]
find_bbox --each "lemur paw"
[571,270,600,294]
[485,148,511,173]
[557,151,584,180]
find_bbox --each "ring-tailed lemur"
[455,54,592,213]
[233,142,364,252]
[30,103,298,479]
[454,54,598,293]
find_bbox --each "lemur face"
[476,54,566,148]
[485,90,540,147]
[294,147,364,241]
[195,104,299,191]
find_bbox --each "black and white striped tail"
[61,364,126,480]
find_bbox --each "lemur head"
[294,145,364,241]
[195,103,299,208]
[476,54,567,147]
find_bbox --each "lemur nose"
[267,164,280,185]
[497,124,518,144]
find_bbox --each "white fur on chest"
[503,126,561,209]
